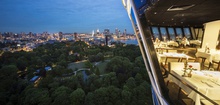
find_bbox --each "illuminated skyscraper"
[96,29,99,36]
[115,28,119,38]
[74,32,78,41]
[59,32,63,40]
[103,29,111,46]
[103,29,110,35]
[123,29,127,37]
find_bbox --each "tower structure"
[96,29,100,36]
[104,29,111,46]
[59,32,63,40]
[74,32,78,41]
[115,28,119,38]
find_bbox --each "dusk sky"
[0,0,134,34]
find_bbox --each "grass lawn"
[68,60,110,74]
[95,60,110,74]
[68,60,86,71]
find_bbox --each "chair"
[167,49,177,53]
[201,88,220,105]
[180,57,196,62]
[168,62,185,71]
[213,60,220,71]
[208,60,220,71]
[166,62,184,86]
[209,54,220,71]
[197,57,207,69]
[187,62,201,71]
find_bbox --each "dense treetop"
[0,41,152,105]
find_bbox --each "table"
[157,52,192,63]
[169,70,220,105]
[155,47,173,53]
[189,40,201,46]
[195,49,220,63]
[167,41,179,47]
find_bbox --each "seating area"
[156,46,220,105]
[165,61,220,105]
[196,48,220,71]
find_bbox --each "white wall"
[202,20,220,49]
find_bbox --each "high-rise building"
[122,29,127,38]
[115,28,119,38]
[104,29,111,46]
[74,32,78,41]
[96,29,100,36]
[124,29,127,36]
[59,32,63,40]
[0,32,2,40]
[9,32,13,38]
[21,32,25,38]
[29,32,33,38]
[104,29,110,35]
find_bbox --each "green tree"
[125,77,136,90]
[106,86,121,104]
[93,87,108,105]
[48,82,60,94]
[61,75,78,90]
[52,65,71,76]
[85,92,95,105]
[0,65,17,79]
[135,73,144,85]
[70,88,85,105]
[0,65,18,92]
[106,56,132,73]
[85,61,93,69]
[57,60,68,67]
[96,52,104,62]
[95,68,100,76]
[38,75,54,88]
[41,54,51,65]
[51,86,71,104]
[16,57,28,71]
[121,90,132,104]
[51,92,70,105]
[134,56,145,67]
[23,88,51,105]
[68,54,77,62]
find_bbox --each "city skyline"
[0,0,134,34]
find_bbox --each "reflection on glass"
[183,28,191,39]
[176,28,183,38]
[168,28,175,41]
[160,27,168,41]
[152,27,160,40]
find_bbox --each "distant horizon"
[0,0,134,34]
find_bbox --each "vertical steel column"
[130,0,171,104]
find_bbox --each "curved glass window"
[183,28,191,39]
[160,27,168,41]
[168,28,175,41]
[175,28,183,38]
[152,27,160,40]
